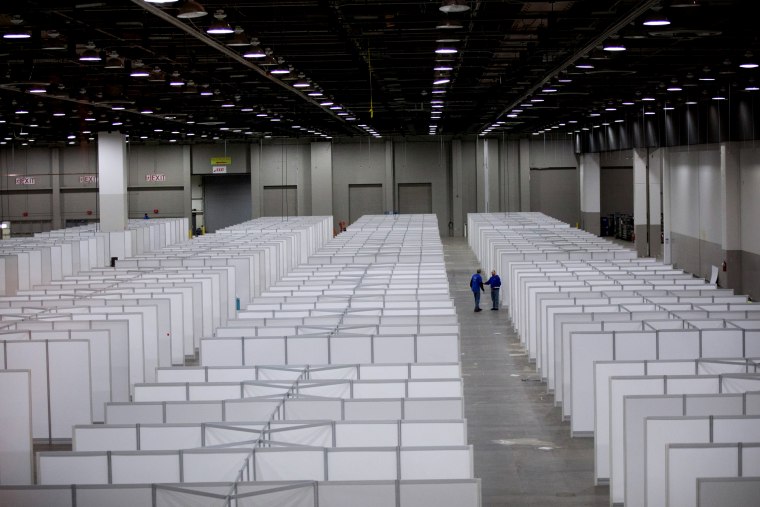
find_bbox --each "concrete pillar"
[451,139,464,236]
[384,141,394,213]
[97,132,128,232]
[579,152,601,235]
[250,142,262,218]
[720,142,743,291]
[475,138,489,212]
[51,149,62,229]
[181,146,192,228]
[518,139,531,211]
[662,150,672,264]
[310,142,333,216]
[634,148,663,258]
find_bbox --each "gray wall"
[600,167,633,217]
[529,167,581,226]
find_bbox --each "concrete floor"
[443,237,609,506]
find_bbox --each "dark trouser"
[491,288,499,309]
[473,290,481,309]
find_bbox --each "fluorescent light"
[576,63,594,69]
[434,66,453,71]
[642,17,670,26]
[740,63,759,69]
[243,49,266,58]
[435,47,458,54]
[712,96,727,100]
[667,87,682,91]
[270,68,290,75]
[542,88,557,93]
[434,78,450,85]
[746,86,760,91]
[698,77,715,81]
[641,97,655,101]
[603,44,626,51]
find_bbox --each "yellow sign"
[210,157,231,165]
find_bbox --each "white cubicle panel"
[593,358,757,484]
[0,370,32,485]
[2,339,92,439]
[665,442,760,507]
[610,376,760,507]
[696,477,760,507]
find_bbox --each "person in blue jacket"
[485,270,502,310]
[470,269,485,312]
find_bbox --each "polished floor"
[443,237,609,506]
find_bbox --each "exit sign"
[15,177,36,185]
[145,174,167,182]
[212,165,227,174]
[80,175,97,184]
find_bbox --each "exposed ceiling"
[0,0,758,146]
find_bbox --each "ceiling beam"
[481,0,661,133]
[130,0,361,135]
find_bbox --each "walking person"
[485,270,502,310]
[470,269,485,312]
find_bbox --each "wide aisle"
[443,236,608,506]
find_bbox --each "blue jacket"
[485,274,501,289]
[470,273,484,292]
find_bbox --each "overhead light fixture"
[226,26,250,47]
[104,51,124,69]
[667,86,682,91]
[243,41,266,58]
[698,76,715,81]
[168,71,185,86]
[3,15,31,39]
[576,63,594,69]
[434,78,450,85]
[177,0,207,19]
[745,86,760,91]
[308,91,323,97]
[712,95,727,101]
[207,10,233,35]
[41,30,67,50]
[436,19,463,30]
[740,58,758,69]
[434,65,453,71]
[440,0,470,13]
[542,87,558,93]
[642,15,670,26]
[28,85,47,94]
[79,42,101,62]
[603,43,626,52]
[130,60,150,77]
[435,47,458,54]
[270,67,290,75]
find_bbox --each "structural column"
[384,141,394,213]
[579,152,600,235]
[719,142,743,291]
[51,149,62,230]
[97,132,128,232]
[518,139,531,211]
[310,142,333,216]
[633,148,663,258]
[475,138,489,212]
[250,142,262,218]
[451,139,464,236]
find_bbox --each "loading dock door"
[398,183,432,214]
[349,184,383,224]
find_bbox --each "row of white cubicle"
[469,212,760,507]
[0,214,480,507]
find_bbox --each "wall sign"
[15,177,36,185]
[210,157,232,165]
[79,175,97,184]
[212,165,227,174]
[145,174,166,182]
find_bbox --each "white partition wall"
[467,212,758,507]
[0,370,32,485]
[0,215,478,506]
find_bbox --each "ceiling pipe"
[130,0,361,135]
[482,0,660,133]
